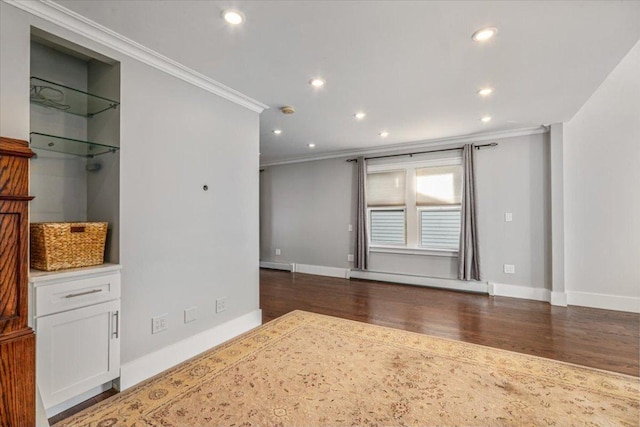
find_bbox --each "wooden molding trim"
[0,195,35,201]
[0,137,35,159]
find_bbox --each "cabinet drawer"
[35,273,120,317]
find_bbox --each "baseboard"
[292,263,351,279]
[567,291,640,313]
[36,387,49,427]
[490,282,551,302]
[118,309,262,391]
[45,382,112,418]
[350,270,487,293]
[259,261,292,271]
[550,291,568,307]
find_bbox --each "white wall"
[0,2,261,367]
[563,41,640,309]
[87,60,121,263]
[475,133,551,289]
[261,132,551,291]
[260,158,355,268]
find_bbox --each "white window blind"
[367,170,406,207]
[416,165,462,206]
[370,209,405,245]
[420,208,461,250]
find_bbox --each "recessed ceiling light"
[354,112,367,120]
[273,129,282,135]
[308,143,316,148]
[472,27,497,42]
[477,87,494,97]
[481,116,492,123]
[309,78,325,88]
[379,131,389,138]
[222,10,245,25]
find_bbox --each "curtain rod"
[345,142,498,162]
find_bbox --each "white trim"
[4,0,268,113]
[369,246,457,258]
[349,270,487,293]
[118,309,262,391]
[260,126,548,167]
[29,263,122,284]
[36,387,50,427]
[550,291,568,307]
[366,156,461,171]
[550,124,566,299]
[567,291,640,313]
[292,263,351,279]
[491,282,551,302]
[259,261,292,271]
[45,382,112,417]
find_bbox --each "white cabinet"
[30,264,122,410]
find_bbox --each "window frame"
[366,156,462,257]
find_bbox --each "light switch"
[348,224,353,232]
[184,307,197,323]
[505,212,513,222]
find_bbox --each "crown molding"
[260,126,549,167]
[4,0,269,113]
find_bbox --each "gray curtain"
[458,144,480,280]
[354,156,369,270]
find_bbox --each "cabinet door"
[36,299,120,409]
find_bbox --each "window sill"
[369,246,458,258]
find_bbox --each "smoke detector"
[281,106,296,115]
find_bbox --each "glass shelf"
[30,132,119,158]
[30,77,120,118]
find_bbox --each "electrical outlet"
[216,298,227,313]
[504,264,515,274]
[152,314,168,334]
[347,254,354,262]
[184,306,197,323]
[505,212,513,222]
[348,224,353,232]
[275,248,281,256]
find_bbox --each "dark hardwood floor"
[50,268,640,424]
[47,388,118,425]
[261,268,640,377]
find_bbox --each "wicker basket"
[30,222,108,271]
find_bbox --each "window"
[367,158,462,253]
[370,209,405,245]
[367,170,406,245]
[415,165,462,251]
[419,207,461,250]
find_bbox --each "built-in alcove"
[29,28,120,263]
[29,28,124,418]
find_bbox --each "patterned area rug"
[55,310,639,427]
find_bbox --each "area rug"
[54,310,639,427]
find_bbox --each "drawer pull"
[113,311,119,339]
[64,289,103,299]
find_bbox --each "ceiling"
[55,1,640,164]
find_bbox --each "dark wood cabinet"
[0,136,36,427]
